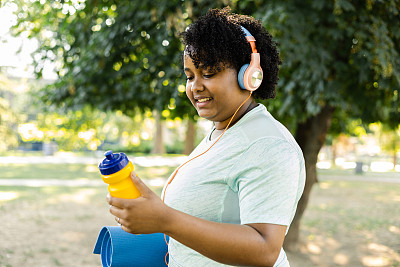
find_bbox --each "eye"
[186,76,194,81]
[203,74,214,79]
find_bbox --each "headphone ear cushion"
[238,64,249,90]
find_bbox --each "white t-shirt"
[163,104,305,267]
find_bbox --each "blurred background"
[0,0,399,266]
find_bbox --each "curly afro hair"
[180,7,281,100]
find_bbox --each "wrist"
[161,205,178,235]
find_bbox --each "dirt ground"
[1,177,399,267]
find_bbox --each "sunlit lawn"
[296,180,400,267]
[1,179,399,266]
[1,155,400,266]
[0,157,176,266]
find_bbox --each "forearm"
[163,206,282,267]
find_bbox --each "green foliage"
[9,0,400,132]
[369,122,400,157]
[33,106,107,151]
[10,0,229,120]
[253,0,400,130]
[18,104,158,152]
[2,78,155,151]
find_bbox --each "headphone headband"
[237,26,263,91]
[240,26,252,37]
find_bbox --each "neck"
[214,99,258,130]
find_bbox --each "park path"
[0,154,186,187]
[319,174,400,184]
[1,154,400,186]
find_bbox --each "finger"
[106,193,112,205]
[107,195,127,209]
[131,172,152,196]
[120,224,133,234]
[109,203,125,218]
[115,216,122,225]
[115,218,135,234]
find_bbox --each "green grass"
[296,179,400,266]
[0,163,177,180]
[0,150,44,157]
[304,180,400,233]
[3,160,398,182]
[0,164,100,179]
[0,156,177,205]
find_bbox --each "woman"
[108,7,305,267]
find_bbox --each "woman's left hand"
[107,171,170,234]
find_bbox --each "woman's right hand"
[107,171,172,234]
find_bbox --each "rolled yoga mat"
[93,226,169,267]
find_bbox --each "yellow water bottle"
[98,150,141,199]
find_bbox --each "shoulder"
[240,137,303,169]
[235,104,303,157]
[239,104,288,138]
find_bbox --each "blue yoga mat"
[93,226,169,267]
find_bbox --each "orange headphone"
[237,26,263,91]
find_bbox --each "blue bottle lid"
[98,150,130,175]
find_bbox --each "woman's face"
[184,53,250,128]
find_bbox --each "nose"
[190,77,204,92]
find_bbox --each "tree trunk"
[183,119,196,155]
[331,142,337,168]
[151,111,165,154]
[283,105,335,251]
[393,138,397,170]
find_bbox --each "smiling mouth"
[196,97,212,103]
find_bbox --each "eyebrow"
[184,65,206,72]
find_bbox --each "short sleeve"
[226,137,304,226]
